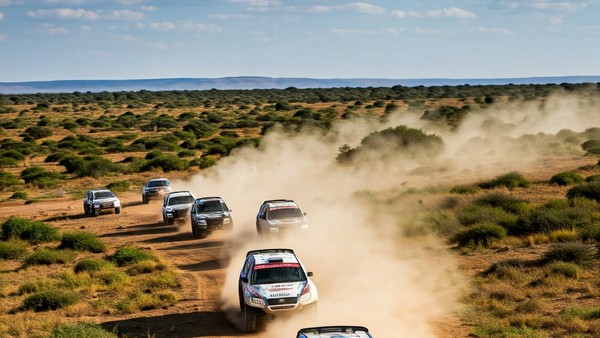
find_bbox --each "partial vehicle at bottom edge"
[296,326,374,338]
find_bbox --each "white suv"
[161,191,195,225]
[142,178,171,204]
[296,326,374,338]
[255,199,308,235]
[238,248,318,332]
[83,189,121,217]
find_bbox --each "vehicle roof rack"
[197,196,222,200]
[246,248,295,257]
[263,199,294,204]
[298,326,370,334]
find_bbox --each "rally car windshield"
[147,180,169,188]
[168,196,194,205]
[94,191,115,199]
[268,208,302,220]
[252,266,306,284]
[196,200,227,213]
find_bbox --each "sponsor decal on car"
[253,263,300,270]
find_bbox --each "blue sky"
[0,0,598,82]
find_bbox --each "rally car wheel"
[242,303,258,333]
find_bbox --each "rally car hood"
[198,211,229,218]
[169,203,193,211]
[267,217,306,226]
[94,197,118,203]
[254,282,305,299]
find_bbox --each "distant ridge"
[1,76,599,94]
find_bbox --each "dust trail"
[173,91,597,336]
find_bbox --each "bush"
[548,229,579,242]
[23,248,76,267]
[540,242,597,267]
[22,126,52,140]
[20,166,66,188]
[74,258,114,273]
[472,193,529,214]
[22,289,79,311]
[140,154,188,172]
[106,180,130,193]
[0,240,29,260]
[478,172,531,190]
[60,155,123,178]
[544,261,581,279]
[110,246,158,267]
[60,231,108,253]
[116,291,177,313]
[9,190,28,200]
[50,323,118,338]
[0,171,21,190]
[457,205,518,228]
[566,182,600,202]
[449,185,479,194]
[1,217,61,244]
[517,201,593,236]
[450,223,507,248]
[190,156,217,169]
[177,149,196,158]
[586,174,600,182]
[550,172,585,186]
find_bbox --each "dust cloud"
[172,91,597,337]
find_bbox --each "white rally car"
[296,326,374,338]
[238,249,318,332]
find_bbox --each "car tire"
[92,208,99,217]
[84,205,89,216]
[168,218,175,225]
[115,207,121,215]
[142,195,148,204]
[256,222,262,235]
[163,215,168,225]
[242,303,258,333]
[191,221,197,237]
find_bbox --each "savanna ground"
[1,84,600,337]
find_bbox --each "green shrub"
[472,192,529,214]
[478,171,532,190]
[140,154,188,172]
[0,157,19,167]
[579,222,600,242]
[544,261,581,279]
[190,156,217,169]
[1,217,61,244]
[0,240,29,260]
[450,223,507,248]
[177,149,196,158]
[110,246,158,267]
[566,182,600,202]
[60,231,108,253]
[549,172,585,186]
[50,323,118,338]
[20,166,66,188]
[22,289,79,311]
[515,200,594,236]
[540,242,597,267]
[457,205,518,228]
[449,185,479,194]
[9,190,28,200]
[22,126,52,140]
[562,306,600,320]
[116,291,177,313]
[106,180,130,193]
[74,258,114,273]
[23,248,76,267]
[586,174,600,182]
[0,171,21,190]
[0,149,25,160]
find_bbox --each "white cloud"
[111,9,144,21]
[345,2,385,14]
[27,8,145,21]
[35,22,68,35]
[43,0,85,4]
[525,1,587,11]
[141,5,156,11]
[28,8,99,20]
[425,7,477,19]
[150,21,222,33]
[308,5,331,13]
[548,16,562,25]
[0,12,4,20]
[392,7,476,19]
[210,13,251,20]
[0,0,11,7]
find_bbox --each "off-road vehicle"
[161,191,195,225]
[296,326,374,338]
[83,189,121,217]
[238,248,318,332]
[142,178,171,204]
[256,199,308,235]
[190,196,233,238]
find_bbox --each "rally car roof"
[297,326,372,338]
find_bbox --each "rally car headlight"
[223,218,231,224]
[93,203,100,208]
[114,200,121,207]
[196,217,207,225]
[166,207,173,212]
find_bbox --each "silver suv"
[256,199,308,235]
[142,178,171,204]
[83,189,121,217]
[296,326,373,338]
[161,191,195,225]
[190,196,233,238]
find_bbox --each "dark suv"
[142,178,171,204]
[190,196,233,238]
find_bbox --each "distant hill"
[1,76,599,94]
